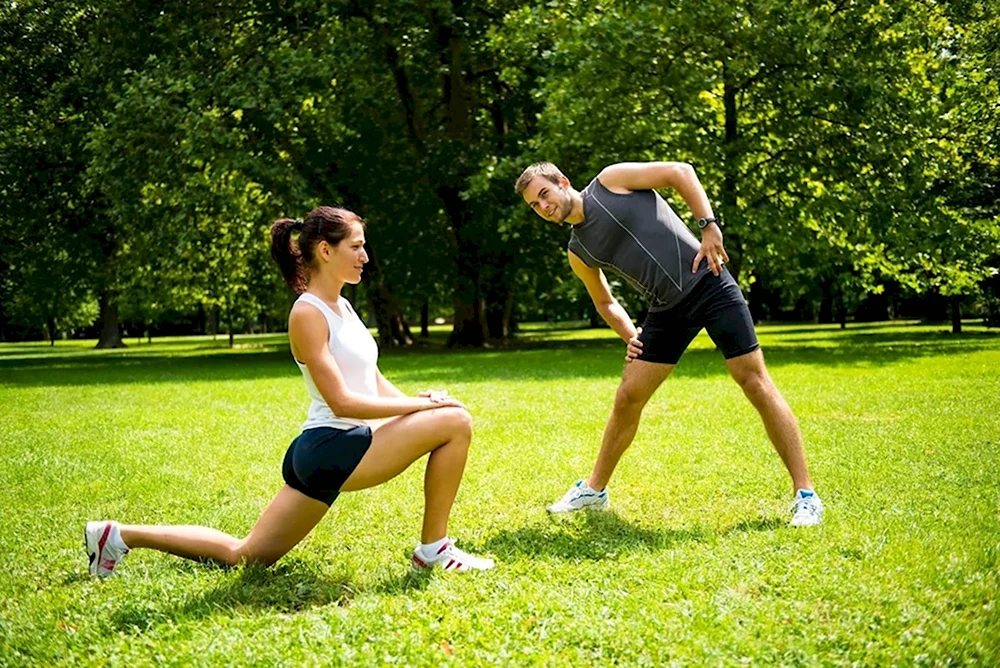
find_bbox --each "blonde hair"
[514,162,567,195]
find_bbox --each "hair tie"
[292,218,304,231]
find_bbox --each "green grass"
[1,321,998,666]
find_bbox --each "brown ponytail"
[270,207,366,293]
[270,218,306,293]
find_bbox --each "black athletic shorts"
[281,425,373,506]
[638,267,759,365]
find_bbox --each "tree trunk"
[227,303,235,348]
[818,280,834,324]
[442,189,487,347]
[363,242,413,346]
[47,316,56,346]
[502,287,515,338]
[483,252,515,341]
[721,60,743,281]
[449,285,485,347]
[420,299,429,338]
[95,289,125,348]
[837,292,847,329]
[0,264,7,342]
[951,297,962,334]
[207,305,219,339]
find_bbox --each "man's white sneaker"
[85,520,129,577]
[546,480,610,514]
[789,490,824,527]
[411,541,495,572]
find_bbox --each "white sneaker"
[85,520,129,577]
[411,541,495,572]
[546,480,610,514]
[789,490,824,527]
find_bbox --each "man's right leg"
[548,359,673,514]
[589,359,675,490]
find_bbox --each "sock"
[419,536,450,559]
[109,522,130,551]
[796,489,815,499]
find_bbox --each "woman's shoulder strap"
[295,292,340,323]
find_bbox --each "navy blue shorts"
[281,425,373,506]
[638,268,759,365]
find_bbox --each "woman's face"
[319,221,368,285]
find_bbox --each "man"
[515,161,823,526]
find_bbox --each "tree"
[0,0,181,347]
[499,0,1000,328]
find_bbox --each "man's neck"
[564,189,585,225]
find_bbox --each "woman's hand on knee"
[418,389,466,410]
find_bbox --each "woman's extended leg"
[114,485,329,567]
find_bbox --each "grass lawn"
[1,321,998,665]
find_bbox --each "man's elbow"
[594,301,617,319]
[665,161,696,184]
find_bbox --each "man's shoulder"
[582,175,603,195]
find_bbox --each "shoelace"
[791,498,818,514]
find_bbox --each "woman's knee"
[435,406,473,441]
[217,540,247,567]
[230,539,280,568]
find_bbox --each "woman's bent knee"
[231,540,280,568]
[436,406,473,439]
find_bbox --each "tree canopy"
[1,0,997,344]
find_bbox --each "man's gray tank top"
[568,177,712,312]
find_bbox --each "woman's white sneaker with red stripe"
[85,521,129,577]
[411,541,495,572]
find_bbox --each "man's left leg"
[726,350,823,525]
[726,349,811,492]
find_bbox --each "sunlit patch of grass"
[1,322,998,664]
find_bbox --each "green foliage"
[1,0,998,341]
[1,323,999,663]
[503,0,1000,314]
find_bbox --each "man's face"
[522,175,573,224]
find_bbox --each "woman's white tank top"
[294,292,379,431]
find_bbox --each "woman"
[85,206,494,575]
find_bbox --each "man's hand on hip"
[693,224,729,276]
[626,328,643,363]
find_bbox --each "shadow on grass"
[106,557,437,635]
[100,515,786,634]
[720,516,786,535]
[1,327,997,389]
[477,512,786,562]
[108,560,357,634]
[479,515,705,561]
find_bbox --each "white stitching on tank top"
[572,230,657,304]
[587,188,684,292]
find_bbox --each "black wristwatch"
[697,215,722,229]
